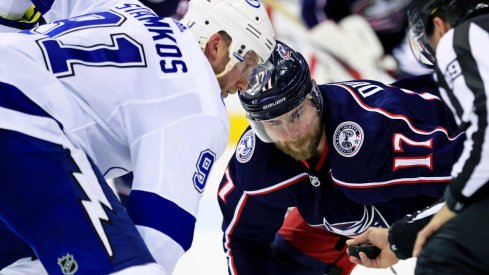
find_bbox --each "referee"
[407,0,489,274]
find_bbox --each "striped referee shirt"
[435,12,489,211]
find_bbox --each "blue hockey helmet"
[407,0,489,67]
[239,40,323,142]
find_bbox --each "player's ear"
[204,33,222,62]
[204,33,231,75]
[432,17,451,36]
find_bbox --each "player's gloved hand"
[346,227,399,268]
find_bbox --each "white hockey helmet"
[181,0,276,77]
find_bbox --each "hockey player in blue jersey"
[218,40,465,274]
[0,0,275,274]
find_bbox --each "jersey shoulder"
[229,128,306,192]
[319,77,460,184]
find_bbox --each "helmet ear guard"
[181,0,276,76]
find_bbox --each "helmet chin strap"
[216,41,239,78]
[215,58,237,78]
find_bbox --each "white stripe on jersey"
[438,85,463,126]
[245,173,309,195]
[135,225,183,274]
[218,168,235,202]
[459,24,489,197]
[411,202,445,222]
[399,88,441,101]
[437,30,476,123]
[437,23,489,198]
[0,107,64,145]
[224,193,248,275]
[332,175,452,188]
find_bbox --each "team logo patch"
[236,130,256,163]
[323,206,389,236]
[58,253,78,275]
[277,43,292,60]
[333,121,364,157]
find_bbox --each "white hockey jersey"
[0,0,229,272]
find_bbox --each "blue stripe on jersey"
[0,82,51,117]
[32,0,55,14]
[0,82,63,129]
[127,190,196,251]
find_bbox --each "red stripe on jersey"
[301,136,329,172]
[315,138,329,171]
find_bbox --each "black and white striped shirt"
[435,13,489,211]
[387,12,489,259]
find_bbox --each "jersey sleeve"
[434,17,489,212]
[126,115,228,273]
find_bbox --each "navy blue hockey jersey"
[218,75,465,274]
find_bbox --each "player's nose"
[236,69,251,91]
[285,126,302,142]
[235,77,249,92]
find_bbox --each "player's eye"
[289,108,303,122]
[266,120,282,127]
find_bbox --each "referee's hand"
[413,204,457,257]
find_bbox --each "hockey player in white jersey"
[0,0,275,274]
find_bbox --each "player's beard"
[275,122,324,161]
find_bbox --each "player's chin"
[220,88,231,98]
[226,89,239,98]
[221,89,234,98]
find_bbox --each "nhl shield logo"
[236,130,256,163]
[58,253,78,275]
[333,121,364,157]
[309,174,321,187]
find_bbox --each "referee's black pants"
[415,194,489,275]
